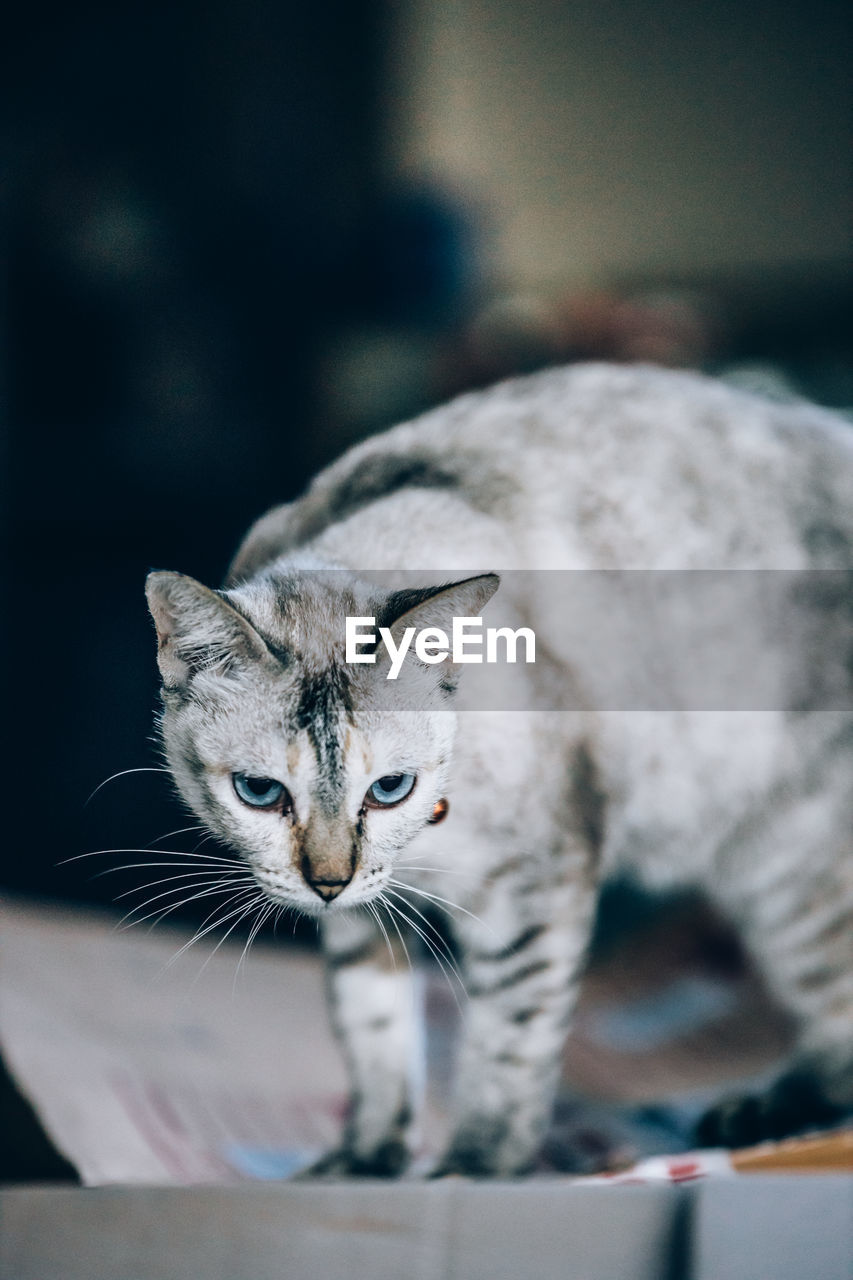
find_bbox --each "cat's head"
[145,568,498,916]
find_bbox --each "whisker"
[395,919,465,1012]
[382,888,466,985]
[387,878,496,938]
[374,895,413,977]
[379,893,466,1011]
[58,847,155,866]
[135,886,258,934]
[188,894,270,986]
[393,865,468,875]
[365,899,396,972]
[59,846,245,868]
[117,876,255,930]
[232,900,276,993]
[92,856,247,880]
[150,825,208,846]
[378,893,450,983]
[85,767,171,807]
[383,888,464,979]
[114,867,250,907]
[180,842,241,863]
[142,883,258,944]
[58,825,209,869]
[161,891,266,973]
[119,886,241,934]
[189,832,218,852]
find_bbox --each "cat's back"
[231,363,853,577]
[415,361,853,569]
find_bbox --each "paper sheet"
[1,899,348,1184]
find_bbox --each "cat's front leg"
[435,858,597,1177]
[312,910,422,1177]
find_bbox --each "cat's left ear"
[380,573,500,636]
[379,573,500,681]
[145,570,272,692]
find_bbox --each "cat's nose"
[301,855,353,902]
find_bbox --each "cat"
[145,361,853,1177]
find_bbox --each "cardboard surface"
[3,1177,852,1280]
[693,1175,853,1280]
[0,1181,684,1280]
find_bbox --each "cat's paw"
[428,1154,534,1180]
[696,1070,844,1148]
[429,1113,540,1178]
[295,1139,411,1180]
[429,1140,534,1180]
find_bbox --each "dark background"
[2,0,851,917]
[4,0,392,914]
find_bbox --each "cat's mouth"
[251,864,375,914]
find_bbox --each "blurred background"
[2,0,851,912]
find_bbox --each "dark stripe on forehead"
[296,666,353,730]
[296,667,353,803]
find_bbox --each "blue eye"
[233,773,289,810]
[365,773,416,808]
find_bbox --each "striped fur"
[147,363,853,1176]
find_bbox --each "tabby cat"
[146,362,853,1176]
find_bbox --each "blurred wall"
[387,0,851,288]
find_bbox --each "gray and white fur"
[146,362,853,1176]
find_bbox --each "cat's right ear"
[145,570,270,692]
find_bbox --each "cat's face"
[146,569,497,917]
